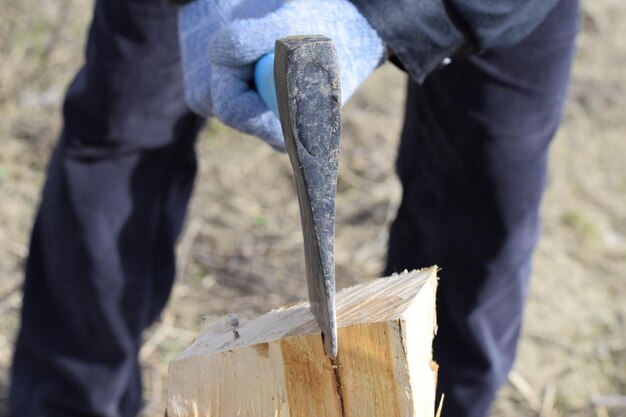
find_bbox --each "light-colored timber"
[167,267,438,417]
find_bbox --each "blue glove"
[178,0,282,118]
[208,0,387,151]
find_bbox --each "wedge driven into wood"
[274,36,341,359]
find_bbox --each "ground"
[1,0,625,416]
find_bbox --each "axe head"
[274,36,341,359]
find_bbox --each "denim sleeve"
[348,0,560,83]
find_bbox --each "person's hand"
[178,0,282,118]
[207,0,387,151]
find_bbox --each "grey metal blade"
[274,36,340,359]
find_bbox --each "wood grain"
[167,267,438,417]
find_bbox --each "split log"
[167,267,438,417]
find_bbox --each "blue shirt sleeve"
[348,0,560,82]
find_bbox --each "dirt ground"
[1,0,625,416]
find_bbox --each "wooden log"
[167,267,438,417]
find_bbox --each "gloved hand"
[178,0,283,118]
[207,0,387,151]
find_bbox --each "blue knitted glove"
[178,0,282,118]
[208,0,386,151]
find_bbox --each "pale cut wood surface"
[167,267,438,417]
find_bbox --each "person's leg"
[9,1,204,416]
[385,1,579,416]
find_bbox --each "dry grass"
[1,0,625,416]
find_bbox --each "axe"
[254,36,341,359]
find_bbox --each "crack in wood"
[331,357,346,417]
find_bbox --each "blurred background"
[1,0,625,416]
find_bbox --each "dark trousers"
[9,1,203,416]
[386,1,579,416]
[9,0,578,416]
